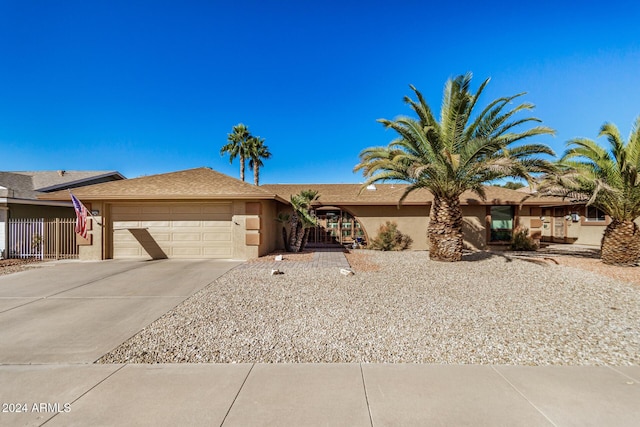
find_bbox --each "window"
[585,206,606,222]
[490,206,514,242]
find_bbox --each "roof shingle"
[38,167,285,201]
[261,184,571,206]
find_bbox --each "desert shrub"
[510,226,538,251]
[369,221,413,251]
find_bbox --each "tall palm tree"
[220,123,251,181]
[247,136,272,186]
[354,73,555,262]
[539,118,640,266]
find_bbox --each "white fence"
[8,218,79,260]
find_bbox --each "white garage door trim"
[112,203,233,259]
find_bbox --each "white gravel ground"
[99,251,640,365]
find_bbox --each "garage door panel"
[172,233,202,241]
[141,220,170,227]
[114,220,141,228]
[173,220,202,227]
[112,203,234,259]
[204,232,232,241]
[152,233,171,242]
[113,230,138,241]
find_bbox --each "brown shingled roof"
[38,167,286,202]
[37,167,572,207]
[261,184,572,206]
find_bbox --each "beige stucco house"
[40,168,286,260]
[39,167,614,261]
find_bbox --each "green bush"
[510,226,538,251]
[370,221,413,251]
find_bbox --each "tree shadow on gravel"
[460,251,513,262]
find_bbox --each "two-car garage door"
[112,203,233,259]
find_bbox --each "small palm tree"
[220,123,251,181]
[354,73,555,262]
[539,118,640,266]
[247,136,272,186]
[275,212,292,252]
[288,190,319,252]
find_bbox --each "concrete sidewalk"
[1,363,638,426]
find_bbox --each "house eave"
[1,197,73,208]
[37,194,288,203]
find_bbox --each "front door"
[553,207,566,242]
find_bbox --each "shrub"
[370,221,413,251]
[510,226,538,251]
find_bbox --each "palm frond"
[356,74,555,208]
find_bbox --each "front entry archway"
[308,207,368,246]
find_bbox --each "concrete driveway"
[0,259,242,364]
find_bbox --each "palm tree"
[220,123,251,181]
[354,73,555,262]
[288,190,319,252]
[247,136,272,186]
[275,212,292,252]
[538,118,640,266]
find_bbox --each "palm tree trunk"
[281,226,291,252]
[300,228,310,251]
[239,154,245,181]
[254,165,260,186]
[288,214,299,252]
[601,219,640,266]
[427,195,464,262]
[293,225,306,252]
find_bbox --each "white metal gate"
[8,218,79,260]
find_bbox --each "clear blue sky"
[1,0,639,184]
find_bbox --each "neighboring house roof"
[262,184,572,206]
[38,167,287,202]
[0,170,125,200]
[31,170,126,192]
[0,172,37,199]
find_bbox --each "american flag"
[70,192,88,239]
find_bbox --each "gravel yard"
[100,250,640,365]
[0,259,47,276]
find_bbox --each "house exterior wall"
[73,197,640,262]
[574,224,605,246]
[257,199,282,257]
[573,216,640,246]
[461,205,487,250]
[329,204,520,251]
[8,204,75,219]
[79,201,104,260]
[347,205,431,250]
[235,199,281,259]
